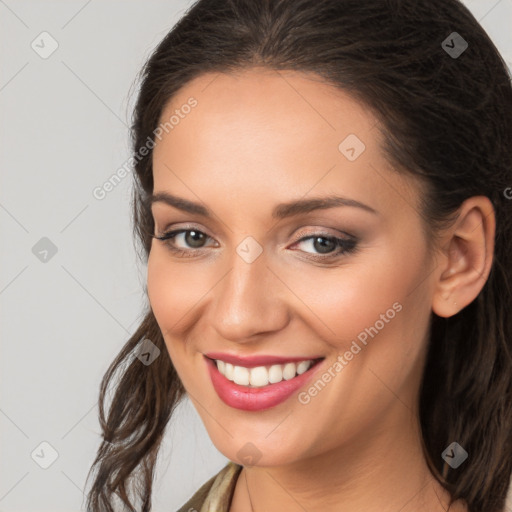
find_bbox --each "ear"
[431,196,495,318]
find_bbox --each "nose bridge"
[211,239,288,340]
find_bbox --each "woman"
[85,1,512,511]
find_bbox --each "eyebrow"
[149,192,378,219]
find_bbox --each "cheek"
[147,249,176,330]
[283,259,407,347]
[146,245,221,376]
[146,248,198,385]
[147,246,208,330]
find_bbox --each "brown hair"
[85,1,512,510]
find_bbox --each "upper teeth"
[215,359,314,387]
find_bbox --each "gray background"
[1,1,511,511]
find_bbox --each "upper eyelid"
[154,223,216,240]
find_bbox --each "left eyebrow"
[149,192,379,219]
[271,195,378,219]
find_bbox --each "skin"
[147,67,495,512]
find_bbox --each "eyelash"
[152,227,358,262]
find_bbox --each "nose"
[208,246,290,343]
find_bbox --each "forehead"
[157,67,379,148]
[151,67,420,223]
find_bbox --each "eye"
[153,228,216,257]
[153,227,358,261]
[291,232,358,261]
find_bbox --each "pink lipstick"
[204,354,325,411]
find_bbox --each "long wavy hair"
[84,0,512,510]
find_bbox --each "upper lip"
[204,352,325,368]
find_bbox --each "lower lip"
[205,356,325,411]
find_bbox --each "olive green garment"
[176,461,243,512]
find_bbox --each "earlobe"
[431,196,495,318]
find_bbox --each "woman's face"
[147,67,440,467]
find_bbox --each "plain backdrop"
[1,1,511,511]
